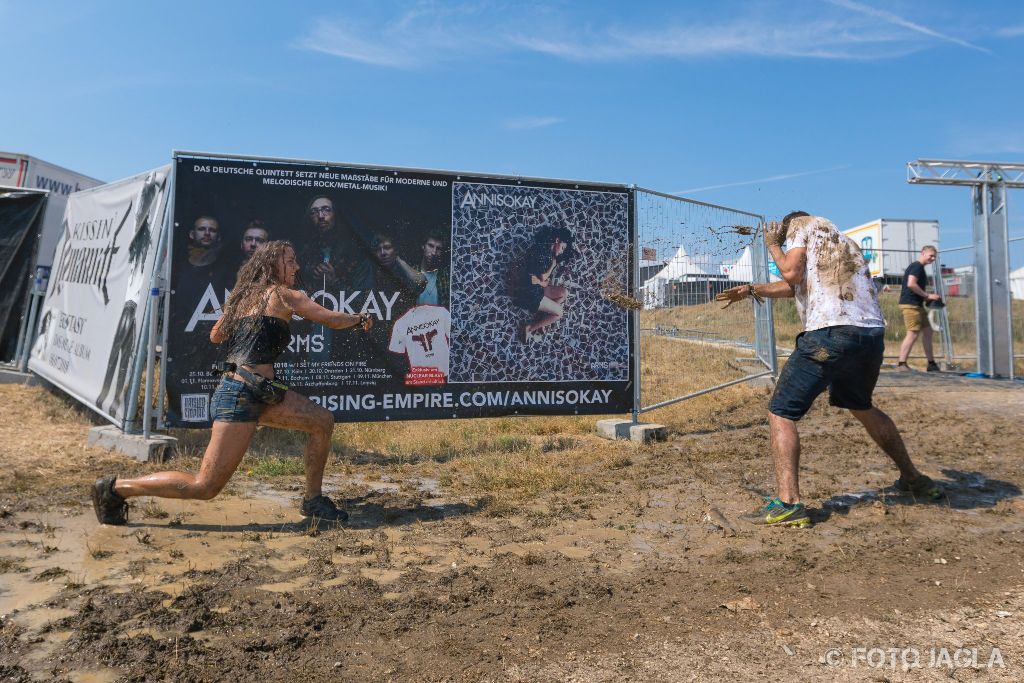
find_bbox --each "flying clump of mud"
[710,225,755,237]
[600,254,644,310]
[604,292,644,310]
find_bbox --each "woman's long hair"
[219,240,294,342]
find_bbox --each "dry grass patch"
[0,385,141,500]
[2,335,774,511]
[640,300,757,346]
[639,334,761,408]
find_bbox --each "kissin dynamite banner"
[29,167,170,426]
[165,157,633,425]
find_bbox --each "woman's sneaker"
[300,495,349,523]
[740,497,812,528]
[895,474,943,500]
[91,475,128,525]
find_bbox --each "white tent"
[640,244,710,308]
[720,246,754,283]
[1011,266,1024,301]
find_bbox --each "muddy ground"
[2,372,1024,682]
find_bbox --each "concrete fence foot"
[87,425,177,463]
[596,419,667,444]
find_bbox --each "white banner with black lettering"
[29,166,171,426]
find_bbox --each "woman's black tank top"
[226,315,290,365]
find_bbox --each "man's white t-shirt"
[388,305,451,374]
[786,216,885,332]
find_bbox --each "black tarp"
[0,190,46,363]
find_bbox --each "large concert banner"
[29,166,171,426]
[165,156,633,425]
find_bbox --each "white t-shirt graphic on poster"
[388,305,451,385]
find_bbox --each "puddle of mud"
[331,554,362,567]
[123,626,175,640]
[337,473,401,493]
[360,567,403,584]
[821,490,879,511]
[257,577,312,593]
[0,488,313,618]
[15,628,73,670]
[266,557,308,573]
[416,478,441,496]
[320,575,350,588]
[556,546,592,560]
[66,668,122,683]
[8,606,76,631]
[0,568,67,616]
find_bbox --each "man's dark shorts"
[769,325,884,421]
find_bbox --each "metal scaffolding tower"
[908,159,1023,379]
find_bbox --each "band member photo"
[413,230,450,308]
[187,215,223,268]
[509,226,577,344]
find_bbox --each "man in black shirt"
[897,245,941,371]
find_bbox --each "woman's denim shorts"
[210,377,267,423]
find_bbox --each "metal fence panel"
[842,247,973,369]
[632,188,771,415]
[1011,236,1024,376]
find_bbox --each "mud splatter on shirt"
[786,216,885,332]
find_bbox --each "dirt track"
[2,372,1024,682]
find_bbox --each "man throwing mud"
[716,211,941,528]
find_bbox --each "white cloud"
[295,4,495,68]
[675,165,851,195]
[828,0,992,54]
[295,4,992,68]
[508,19,923,62]
[503,116,563,131]
[296,17,425,67]
[995,24,1024,38]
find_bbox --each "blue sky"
[3,0,1023,265]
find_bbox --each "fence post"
[15,268,47,372]
[630,187,641,425]
[142,284,160,439]
[930,259,955,369]
[973,183,1014,378]
[155,165,176,431]
[751,219,778,377]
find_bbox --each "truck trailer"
[843,218,940,283]
[0,153,102,366]
[0,152,103,267]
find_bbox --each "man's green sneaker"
[740,497,812,528]
[895,474,943,500]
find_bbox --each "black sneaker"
[926,361,941,372]
[91,475,128,525]
[895,474,943,500]
[300,495,349,523]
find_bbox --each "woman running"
[91,240,372,525]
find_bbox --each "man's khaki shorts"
[899,304,931,332]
